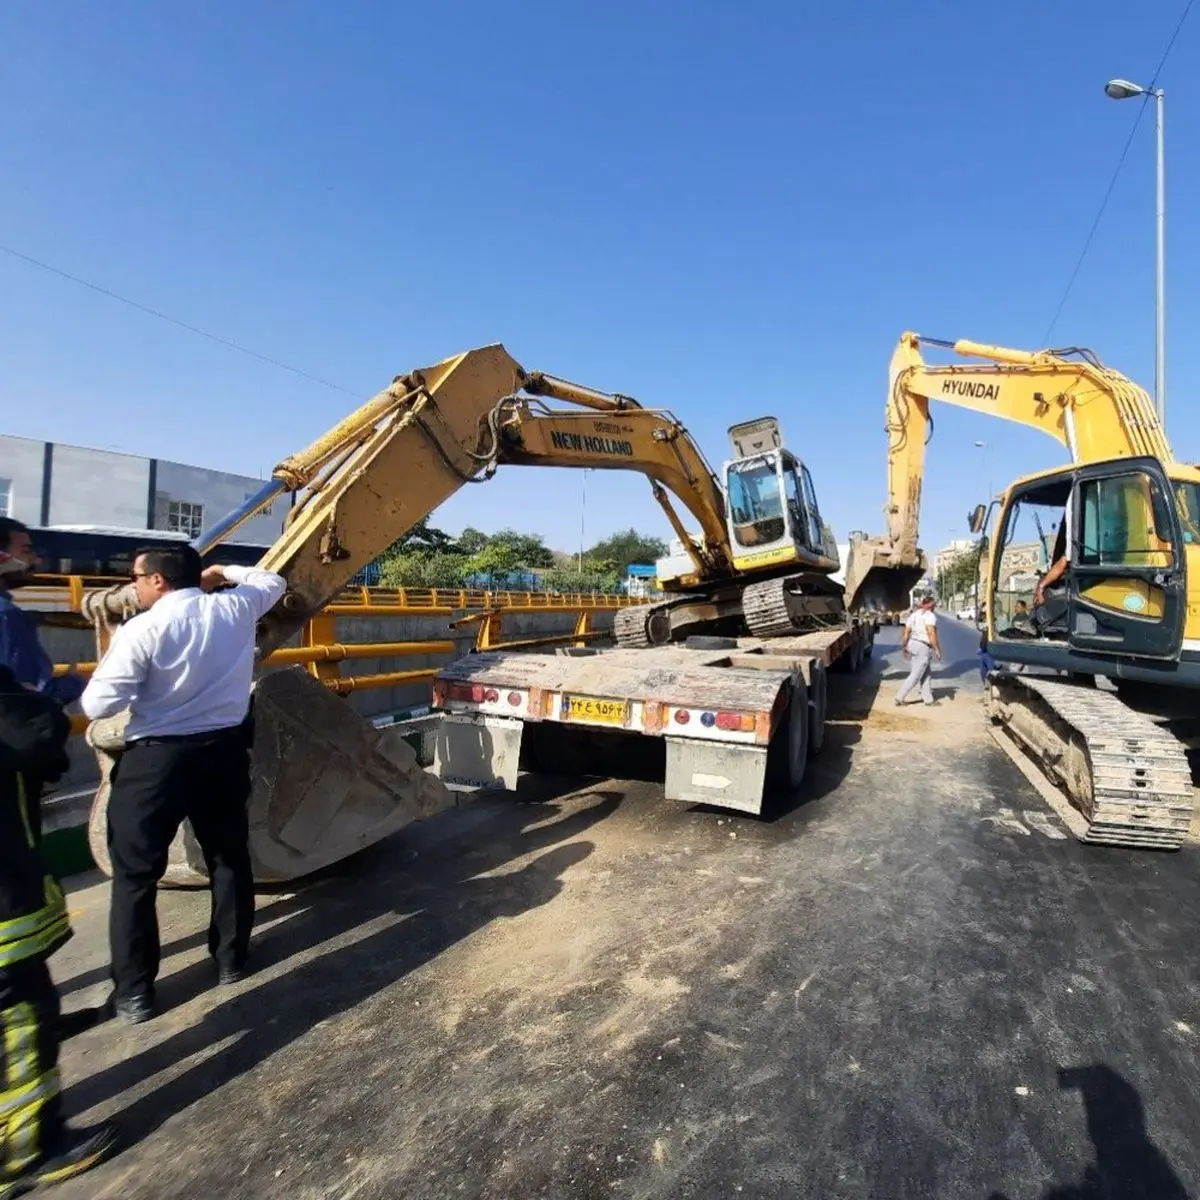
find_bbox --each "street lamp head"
[1105,79,1146,100]
[974,440,986,448]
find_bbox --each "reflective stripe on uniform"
[0,913,69,971]
[1,999,59,1175]
[0,869,69,971]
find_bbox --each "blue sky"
[1,1,1196,559]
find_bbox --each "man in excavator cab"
[1031,489,1072,634]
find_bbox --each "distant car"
[956,606,977,621]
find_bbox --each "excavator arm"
[170,344,732,655]
[843,331,1172,614]
[78,342,739,884]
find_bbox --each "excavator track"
[988,674,1193,850]
[741,578,799,638]
[613,598,689,648]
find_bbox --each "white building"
[933,538,976,576]
[0,434,284,546]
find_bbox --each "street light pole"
[1105,78,1166,426]
[1154,87,1166,423]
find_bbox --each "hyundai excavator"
[81,343,854,881]
[849,331,1200,849]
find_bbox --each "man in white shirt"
[895,593,942,706]
[81,546,286,1023]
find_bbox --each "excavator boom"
[843,331,1173,615]
[184,344,739,655]
[81,342,841,883]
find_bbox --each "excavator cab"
[986,457,1188,668]
[722,418,833,572]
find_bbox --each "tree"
[540,565,622,594]
[942,543,985,602]
[378,549,469,589]
[584,529,668,576]
[456,527,489,555]
[479,529,555,569]
[386,516,461,554]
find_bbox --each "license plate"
[561,694,628,725]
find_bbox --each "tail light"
[715,712,755,732]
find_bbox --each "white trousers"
[896,640,934,704]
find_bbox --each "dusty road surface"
[50,619,1200,1198]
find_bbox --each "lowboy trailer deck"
[430,616,875,815]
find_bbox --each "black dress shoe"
[217,964,246,986]
[104,992,155,1025]
[0,1123,119,1196]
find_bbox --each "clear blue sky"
[1,1,1196,559]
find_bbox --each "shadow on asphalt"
[65,786,620,1149]
[987,1063,1190,1200]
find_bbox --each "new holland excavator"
[849,331,1200,849]
[81,343,862,882]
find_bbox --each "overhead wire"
[1040,0,1194,346]
[0,240,364,399]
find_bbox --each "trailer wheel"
[862,624,875,660]
[808,663,827,756]
[766,677,809,791]
[835,636,863,674]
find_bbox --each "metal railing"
[23,576,643,614]
[52,585,643,735]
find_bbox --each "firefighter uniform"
[0,668,116,1192]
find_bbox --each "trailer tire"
[836,636,863,675]
[808,663,827,756]
[766,677,809,792]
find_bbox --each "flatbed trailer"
[430,616,875,815]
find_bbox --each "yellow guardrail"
[24,576,641,614]
[51,582,644,736]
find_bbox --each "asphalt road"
[50,622,1200,1199]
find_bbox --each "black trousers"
[107,727,254,1000]
[0,957,63,1176]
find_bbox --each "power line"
[0,241,364,399]
[1040,0,1194,346]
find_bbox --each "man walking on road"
[80,548,286,1024]
[895,593,942,707]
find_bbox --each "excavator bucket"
[842,534,928,616]
[86,668,454,885]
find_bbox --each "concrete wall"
[0,435,49,523]
[49,445,151,528]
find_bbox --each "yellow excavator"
[82,343,856,881]
[851,332,1200,849]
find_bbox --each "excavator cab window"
[798,463,825,551]
[990,481,1070,640]
[727,454,788,548]
[1172,483,1200,545]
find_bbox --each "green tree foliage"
[391,516,460,552]
[378,549,471,589]
[540,565,622,594]
[374,523,649,592]
[584,529,668,575]
[939,542,985,600]
[456,527,489,555]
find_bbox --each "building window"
[167,500,204,537]
[0,479,10,518]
